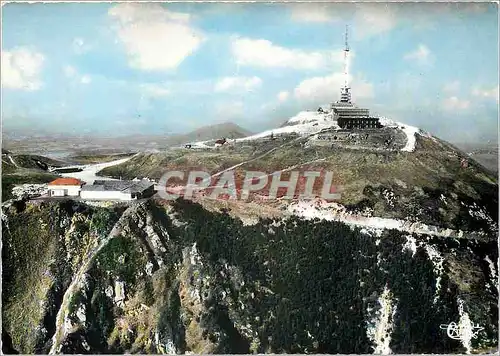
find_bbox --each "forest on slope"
[2,199,497,354]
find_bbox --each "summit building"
[330,26,382,130]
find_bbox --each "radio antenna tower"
[340,25,351,103]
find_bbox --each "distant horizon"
[2,119,256,140]
[2,2,498,144]
[2,115,498,147]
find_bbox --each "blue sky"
[2,2,498,143]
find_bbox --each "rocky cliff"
[2,197,497,354]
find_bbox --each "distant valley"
[2,112,498,355]
[455,142,499,174]
[2,122,253,160]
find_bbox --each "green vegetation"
[69,152,136,165]
[90,208,121,238]
[3,131,497,354]
[95,235,147,287]
[98,150,250,180]
[68,290,85,324]
[94,134,497,235]
[166,199,496,353]
[2,159,17,174]
[55,198,495,354]
[1,152,64,201]
[2,202,66,353]
[2,189,497,354]
[8,154,64,169]
[2,172,58,201]
[2,201,124,353]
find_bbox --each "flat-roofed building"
[330,94,381,130]
[80,180,155,201]
[47,177,85,197]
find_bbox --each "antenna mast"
[344,25,349,87]
[340,25,351,103]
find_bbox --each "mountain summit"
[2,105,498,354]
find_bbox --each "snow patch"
[360,227,383,238]
[105,285,114,298]
[114,280,126,307]
[82,339,90,351]
[188,141,213,149]
[464,202,497,231]
[400,125,419,152]
[366,286,398,354]
[287,110,333,125]
[11,183,48,200]
[378,117,423,152]
[424,245,445,303]
[190,242,203,267]
[382,188,396,208]
[287,199,468,238]
[402,235,418,257]
[8,155,20,167]
[237,111,337,141]
[484,255,498,292]
[76,303,86,324]
[145,261,154,276]
[83,200,117,208]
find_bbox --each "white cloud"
[354,4,397,39]
[80,75,92,84]
[72,37,92,55]
[62,65,92,85]
[443,80,460,93]
[289,3,397,39]
[442,96,470,111]
[132,78,213,96]
[289,3,340,23]
[139,83,171,97]
[404,44,432,65]
[63,65,77,78]
[108,3,204,71]
[294,72,374,104]
[472,85,499,102]
[1,47,45,90]
[231,37,343,70]
[214,76,262,93]
[277,91,290,102]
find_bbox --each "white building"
[80,180,155,201]
[47,177,84,197]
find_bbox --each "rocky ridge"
[2,196,498,354]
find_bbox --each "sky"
[1,2,499,143]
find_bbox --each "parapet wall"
[311,127,407,150]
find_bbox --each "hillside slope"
[98,125,498,239]
[2,115,498,355]
[176,122,253,145]
[2,199,497,354]
[1,153,63,201]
